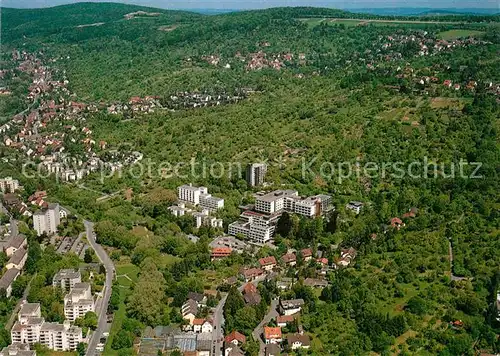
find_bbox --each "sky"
[4,0,500,9]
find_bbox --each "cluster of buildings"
[1,50,144,183]
[7,269,92,353]
[10,302,83,352]
[181,292,214,336]
[228,189,333,245]
[53,269,95,322]
[168,184,224,229]
[0,234,28,297]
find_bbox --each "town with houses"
[0,150,464,356]
[0,10,498,356]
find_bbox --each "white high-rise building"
[11,303,44,346]
[177,184,224,210]
[254,190,299,214]
[0,177,19,193]
[33,203,60,236]
[246,163,267,187]
[11,302,83,352]
[64,283,95,322]
[178,184,207,205]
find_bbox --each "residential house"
[243,283,261,306]
[265,344,281,356]
[264,327,282,344]
[304,278,329,288]
[0,268,21,297]
[259,256,277,271]
[192,319,213,333]
[276,278,293,291]
[225,331,246,347]
[276,314,297,328]
[279,299,304,316]
[346,201,363,214]
[211,247,232,260]
[301,249,313,262]
[390,217,404,230]
[6,248,27,270]
[287,334,311,350]
[281,253,296,266]
[187,292,207,307]
[240,268,264,282]
[181,299,198,324]
[4,235,27,257]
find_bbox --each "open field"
[300,17,473,28]
[437,29,485,40]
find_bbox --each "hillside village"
[0,3,499,356]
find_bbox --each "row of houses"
[0,234,28,297]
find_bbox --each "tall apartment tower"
[246,163,267,187]
[33,203,61,236]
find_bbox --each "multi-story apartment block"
[229,190,333,244]
[246,163,267,187]
[39,321,82,351]
[52,269,81,291]
[228,211,276,245]
[255,190,333,217]
[178,184,207,205]
[177,184,224,210]
[254,190,299,214]
[33,204,60,236]
[11,302,82,352]
[64,283,94,322]
[0,177,20,193]
[199,194,224,210]
[11,303,43,346]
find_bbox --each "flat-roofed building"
[64,283,94,322]
[52,269,81,291]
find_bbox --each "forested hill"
[0,2,203,42]
[3,3,499,45]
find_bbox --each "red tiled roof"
[282,253,296,263]
[301,248,312,257]
[259,256,277,266]
[225,330,246,344]
[277,314,295,324]
[243,283,257,295]
[264,327,282,340]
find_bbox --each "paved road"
[252,298,279,355]
[0,202,18,237]
[211,275,266,356]
[84,220,115,356]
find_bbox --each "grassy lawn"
[116,263,140,281]
[430,97,473,109]
[437,29,485,40]
[104,281,132,355]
